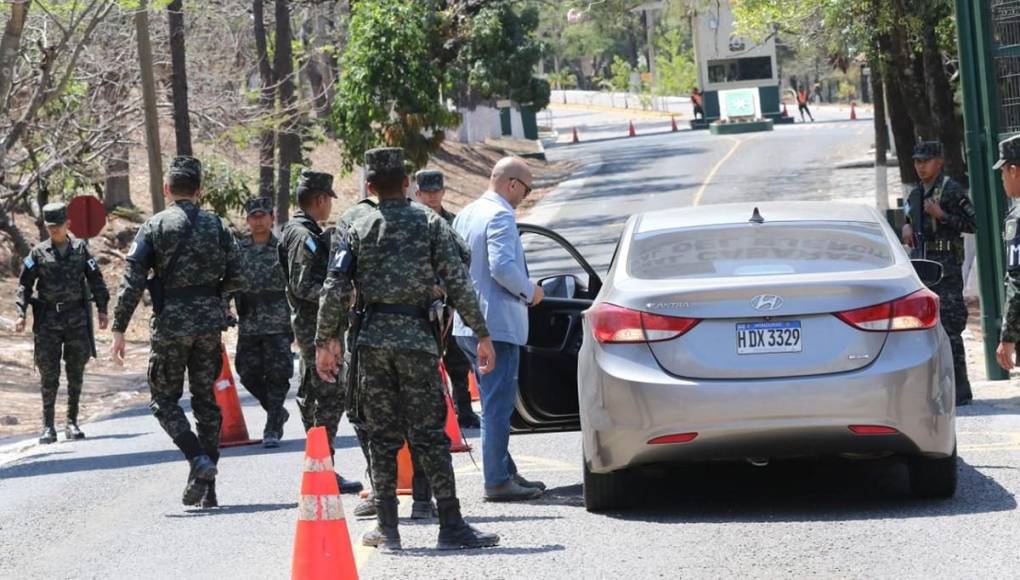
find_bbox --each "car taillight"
[589,303,700,344]
[835,289,939,332]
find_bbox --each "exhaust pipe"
[747,457,769,467]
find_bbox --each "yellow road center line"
[692,136,743,207]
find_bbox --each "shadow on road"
[585,457,1015,523]
[0,434,360,480]
[165,502,298,518]
[396,544,567,558]
[403,514,564,527]
[957,398,1020,416]
[81,433,149,442]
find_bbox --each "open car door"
[510,223,602,433]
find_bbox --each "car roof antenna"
[749,207,765,224]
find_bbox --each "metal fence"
[994,0,1020,134]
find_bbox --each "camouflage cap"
[245,196,274,216]
[912,141,944,161]
[365,147,406,180]
[42,202,67,226]
[168,155,202,184]
[994,134,1020,170]
[295,170,336,199]
[415,170,444,191]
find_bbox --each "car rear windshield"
[628,221,894,280]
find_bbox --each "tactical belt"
[368,303,429,319]
[928,239,962,253]
[164,285,219,299]
[35,299,86,313]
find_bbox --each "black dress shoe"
[38,426,57,445]
[458,412,481,429]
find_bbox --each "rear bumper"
[578,330,956,474]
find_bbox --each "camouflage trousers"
[236,333,293,435]
[296,342,344,451]
[34,325,90,424]
[359,346,455,501]
[148,333,223,454]
[936,269,973,402]
[444,338,474,416]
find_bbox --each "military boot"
[263,409,281,449]
[361,497,401,552]
[353,494,377,518]
[201,479,218,508]
[436,498,500,550]
[39,407,57,445]
[410,471,436,520]
[182,455,218,506]
[65,388,84,440]
[336,473,363,495]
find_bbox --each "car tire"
[583,461,629,512]
[907,446,957,499]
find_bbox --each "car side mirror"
[911,259,944,287]
[539,274,579,299]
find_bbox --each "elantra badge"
[751,295,784,311]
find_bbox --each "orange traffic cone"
[571,126,580,143]
[215,344,260,448]
[292,427,358,580]
[396,442,413,496]
[468,371,480,402]
[671,116,678,132]
[628,120,636,137]
[440,364,471,452]
[850,101,857,120]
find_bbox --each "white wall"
[452,105,525,144]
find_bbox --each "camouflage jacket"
[340,198,378,227]
[229,234,291,337]
[905,173,977,264]
[1002,204,1020,342]
[280,210,336,347]
[112,199,247,339]
[16,237,109,332]
[315,198,489,355]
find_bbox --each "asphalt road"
[4,107,1020,579]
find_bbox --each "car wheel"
[583,460,629,512]
[908,446,957,499]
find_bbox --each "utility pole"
[134,0,164,213]
[955,0,1008,380]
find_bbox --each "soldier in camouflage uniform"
[901,141,977,405]
[110,156,247,508]
[227,197,292,448]
[315,147,499,552]
[15,202,109,444]
[279,170,362,495]
[995,135,1020,372]
[415,169,481,430]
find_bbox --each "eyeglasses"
[511,177,533,196]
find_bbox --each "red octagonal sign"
[67,195,107,239]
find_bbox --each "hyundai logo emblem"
[751,294,784,311]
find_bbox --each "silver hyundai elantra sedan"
[511,202,956,512]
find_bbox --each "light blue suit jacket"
[452,191,534,345]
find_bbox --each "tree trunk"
[167,0,193,156]
[882,63,918,187]
[135,0,165,213]
[104,145,133,211]
[0,205,31,263]
[921,20,966,183]
[871,61,889,213]
[275,0,300,225]
[301,3,336,123]
[0,0,30,114]
[253,0,276,199]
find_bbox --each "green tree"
[654,29,697,96]
[446,1,551,110]
[333,0,458,172]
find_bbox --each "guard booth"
[956,0,1017,379]
[691,0,783,128]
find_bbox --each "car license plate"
[736,321,802,355]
